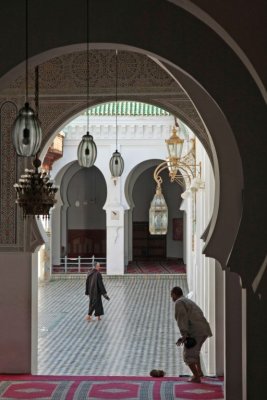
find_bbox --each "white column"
[203,257,217,376]
[181,195,193,292]
[105,176,126,275]
[51,196,63,266]
[128,209,133,262]
[41,232,52,281]
[124,210,129,267]
[61,203,68,255]
[106,209,125,275]
[31,251,38,374]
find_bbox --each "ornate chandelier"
[149,179,168,235]
[149,120,203,235]
[14,154,58,218]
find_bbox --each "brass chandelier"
[14,154,58,218]
[149,121,203,235]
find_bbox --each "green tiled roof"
[87,102,170,116]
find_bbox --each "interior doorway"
[132,221,166,259]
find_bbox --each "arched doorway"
[1,2,266,398]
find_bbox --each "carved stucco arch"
[125,159,165,211]
[32,49,242,284]
[39,95,211,162]
[5,48,243,282]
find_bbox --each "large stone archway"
[0,2,266,399]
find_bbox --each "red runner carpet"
[0,375,223,399]
[126,260,186,274]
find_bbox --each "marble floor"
[38,275,190,377]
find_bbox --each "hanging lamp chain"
[115,49,118,151]
[86,0,90,134]
[25,0,29,103]
[35,66,39,117]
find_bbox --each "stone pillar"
[124,210,129,267]
[31,251,38,374]
[215,261,225,376]
[51,196,63,266]
[106,206,125,274]
[246,284,267,399]
[0,252,32,373]
[105,176,126,275]
[225,269,244,400]
[39,232,52,281]
[128,209,133,262]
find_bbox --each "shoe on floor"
[188,376,201,383]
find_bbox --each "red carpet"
[126,260,186,274]
[0,375,223,399]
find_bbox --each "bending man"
[171,286,212,383]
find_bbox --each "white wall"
[51,114,192,266]
[67,166,107,230]
[181,136,224,376]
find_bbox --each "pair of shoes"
[188,376,201,383]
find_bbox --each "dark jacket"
[85,269,107,299]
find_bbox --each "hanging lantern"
[109,150,124,177]
[165,125,184,175]
[12,102,42,157]
[14,154,58,218]
[12,1,42,157]
[77,1,97,168]
[109,50,124,178]
[149,185,168,235]
[77,131,97,168]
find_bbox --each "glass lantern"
[149,186,168,235]
[77,131,97,168]
[109,150,124,177]
[12,102,42,157]
[165,126,184,176]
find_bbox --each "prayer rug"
[126,260,186,274]
[0,375,224,399]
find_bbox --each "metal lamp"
[12,0,42,157]
[165,125,184,175]
[109,50,124,177]
[12,102,42,157]
[77,131,97,168]
[109,150,124,177]
[77,0,97,168]
[149,184,168,235]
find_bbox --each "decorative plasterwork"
[1,49,212,156]
[0,50,213,247]
[0,101,17,245]
[5,51,178,95]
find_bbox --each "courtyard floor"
[38,275,190,377]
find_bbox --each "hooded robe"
[85,269,107,316]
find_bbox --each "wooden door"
[132,222,166,260]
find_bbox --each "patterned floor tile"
[38,276,189,377]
